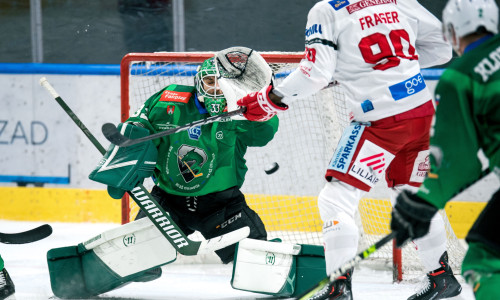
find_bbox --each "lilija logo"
[348,140,394,187]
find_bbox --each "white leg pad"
[232,239,298,294]
[81,218,177,277]
[231,238,327,297]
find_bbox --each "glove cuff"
[257,85,288,113]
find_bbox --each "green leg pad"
[47,246,92,299]
[47,246,163,299]
[292,244,327,297]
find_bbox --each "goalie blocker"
[231,238,326,297]
[89,122,158,199]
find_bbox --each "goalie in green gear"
[89,123,158,199]
[50,47,286,299]
[127,52,277,265]
[194,57,227,116]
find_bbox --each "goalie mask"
[194,57,227,116]
[442,0,499,54]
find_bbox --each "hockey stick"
[39,77,250,256]
[101,107,246,147]
[0,224,52,244]
[296,168,493,300]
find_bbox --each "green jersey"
[127,84,279,196]
[417,35,500,208]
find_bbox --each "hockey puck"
[265,162,279,175]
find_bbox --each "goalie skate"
[408,252,462,300]
[0,268,15,300]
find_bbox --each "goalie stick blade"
[101,123,129,146]
[0,224,52,244]
[195,226,250,255]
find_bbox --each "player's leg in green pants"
[462,242,500,300]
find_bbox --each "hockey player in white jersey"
[237,0,461,299]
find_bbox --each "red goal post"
[119,52,464,282]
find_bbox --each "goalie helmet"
[194,57,227,116]
[443,0,499,53]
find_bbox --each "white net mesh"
[121,52,465,281]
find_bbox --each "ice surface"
[0,221,475,300]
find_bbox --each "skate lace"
[310,283,331,300]
[0,270,6,287]
[414,276,431,296]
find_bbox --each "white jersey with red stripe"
[274,0,452,122]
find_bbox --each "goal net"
[119,52,465,281]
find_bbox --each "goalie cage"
[119,51,465,282]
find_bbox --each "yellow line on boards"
[0,187,485,238]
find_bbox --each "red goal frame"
[119,51,406,281]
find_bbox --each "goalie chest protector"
[230,238,326,297]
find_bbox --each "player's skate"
[0,268,15,300]
[408,251,461,300]
[309,268,353,300]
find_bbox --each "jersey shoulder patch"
[328,0,350,10]
[346,0,397,14]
